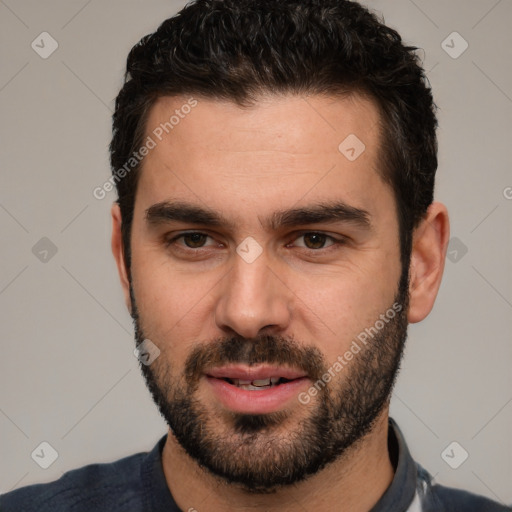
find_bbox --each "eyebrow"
[269,202,371,230]
[145,200,371,230]
[145,201,231,227]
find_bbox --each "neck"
[161,409,394,512]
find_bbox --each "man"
[2,0,509,511]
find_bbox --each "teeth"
[229,377,282,389]
[252,378,271,386]
[240,384,272,391]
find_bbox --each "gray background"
[1,0,511,506]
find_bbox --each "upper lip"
[206,364,307,381]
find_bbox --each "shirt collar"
[142,434,180,511]
[370,417,418,511]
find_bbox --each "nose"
[214,250,292,339]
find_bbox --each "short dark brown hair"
[110,0,438,272]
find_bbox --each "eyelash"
[164,231,347,253]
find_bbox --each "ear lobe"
[407,202,450,323]
[111,202,132,314]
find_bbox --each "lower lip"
[206,376,310,414]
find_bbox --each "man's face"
[126,94,408,492]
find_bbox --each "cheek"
[292,259,400,360]
[293,278,371,338]
[130,252,221,345]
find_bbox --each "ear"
[408,202,450,323]
[111,203,132,314]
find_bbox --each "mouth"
[205,365,310,414]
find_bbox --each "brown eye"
[182,233,208,248]
[302,233,330,249]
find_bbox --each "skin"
[111,93,450,511]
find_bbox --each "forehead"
[145,93,380,156]
[136,93,390,221]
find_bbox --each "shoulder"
[417,465,511,512]
[388,420,510,512]
[0,450,147,512]
[429,484,511,512]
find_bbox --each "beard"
[129,271,410,494]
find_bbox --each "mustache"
[184,334,328,385]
